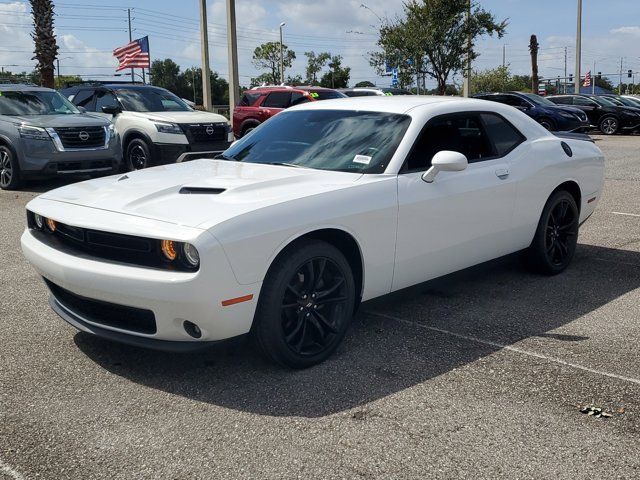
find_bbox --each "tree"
[354,81,375,87]
[30,0,59,88]
[54,75,82,89]
[529,34,539,93]
[150,59,184,94]
[286,74,304,86]
[252,42,296,85]
[319,55,350,89]
[471,66,532,93]
[595,76,615,92]
[370,0,506,94]
[304,51,330,84]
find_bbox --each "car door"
[259,91,291,120]
[393,111,525,291]
[570,96,600,124]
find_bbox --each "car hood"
[5,113,110,127]
[38,159,363,229]
[547,105,585,116]
[124,110,228,124]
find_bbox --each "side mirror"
[101,105,122,115]
[422,151,468,183]
[76,106,86,113]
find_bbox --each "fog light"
[161,239,177,261]
[182,243,200,268]
[46,218,57,232]
[34,214,45,230]
[183,320,202,338]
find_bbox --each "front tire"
[126,138,152,171]
[253,240,356,368]
[599,116,619,135]
[526,190,579,275]
[0,144,21,190]
[539,118,555,131]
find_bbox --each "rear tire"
[253,240,355,368]
[526,190,579,275]
[0,144,22,190]
[126,138,152,171]
[539,118,555,131]
[241,122,259,137]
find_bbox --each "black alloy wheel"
[526,190,579,275]
[126,139,151,171]
[0,145,21,190]
[253,240,356,368]
[599,116,619,135]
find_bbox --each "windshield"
[381,88,413,95]
[0,90,79,115]
[519,92,555,106]
[622,96,640,107]
[603,96,625,106]
[115,88,192,112]
[589,96,616,107]
[308,90,347,100]
[222,110,411,173]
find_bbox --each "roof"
[287,95,476,114]
[0,84,53,92]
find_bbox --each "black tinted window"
[290,92,311,106]
[480,113,525,156]
[263,92,291,108]
[239,92,260,106]
[405,113,494,171]
[72,89,95,109]
[94,91,119,112]
[549,96,571,105]
[572,96,596,106]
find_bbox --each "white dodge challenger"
[21,96,604,368]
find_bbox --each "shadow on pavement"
[74,244,640,418]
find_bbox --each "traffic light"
[569,74,573,82]
[628,70,633,78]
[597,72,602,79]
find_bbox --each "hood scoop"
[179,186,226,195]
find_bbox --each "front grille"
[27,212,198,272]
[57,159,113,172]
[180,123,227,143]
[45,279,157,334]
[54,126,106,149]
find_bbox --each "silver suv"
[0,84,121,190]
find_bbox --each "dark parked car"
[0,84,120,190]
[473,91,590,132]
[547,94,640,135]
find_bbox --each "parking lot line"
[612,211,640,217]
[0,459,25,480]
[366,311,640,387]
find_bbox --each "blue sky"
[2,0,640,90]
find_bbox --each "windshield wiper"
[266,162,307,169]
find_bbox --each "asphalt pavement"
[1,135,639,479]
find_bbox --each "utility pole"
[226,0,239,117]
[502,45,506,68]
[56,58,60,84]
[279,22,286,84]
[199,0,212,111]
[574,0,582,95]
[462,0,471,97]
[564,46,567,93]
[619,57,623,94]
[593,60,595,95]
[127,8,134,83]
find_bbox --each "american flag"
[113,36,150,71]
[583,71,592,87]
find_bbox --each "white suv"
[61,83,232,170]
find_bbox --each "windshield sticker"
[309,92,319,98]
[353,154,372,165]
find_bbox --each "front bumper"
[21,220,261,348]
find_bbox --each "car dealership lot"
[1,135,639,479]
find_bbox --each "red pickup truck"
[232,86,346,138]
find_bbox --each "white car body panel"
[21,96,605,346]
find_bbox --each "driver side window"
[404,113,494,171]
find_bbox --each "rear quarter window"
[239,92,261,106]
[480,113,526,157]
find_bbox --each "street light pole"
[279,22,286,84]
[574,0,582,95]
[462,0,471,97]
[199,0,212,110]
[226,0,240,117]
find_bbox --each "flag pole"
[128,8,134,83]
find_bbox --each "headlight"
[18,125,50,140]
[182,243,200,268]
[154,122,182,134]
[161,239,178,261]
[34,213,45,230]
[559,112,576,119]
[108,123,116,133]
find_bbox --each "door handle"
[495,168,510,179]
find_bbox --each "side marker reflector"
[221,294,254,307]
[588,197,597,204]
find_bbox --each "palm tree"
[30,0,59,88]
